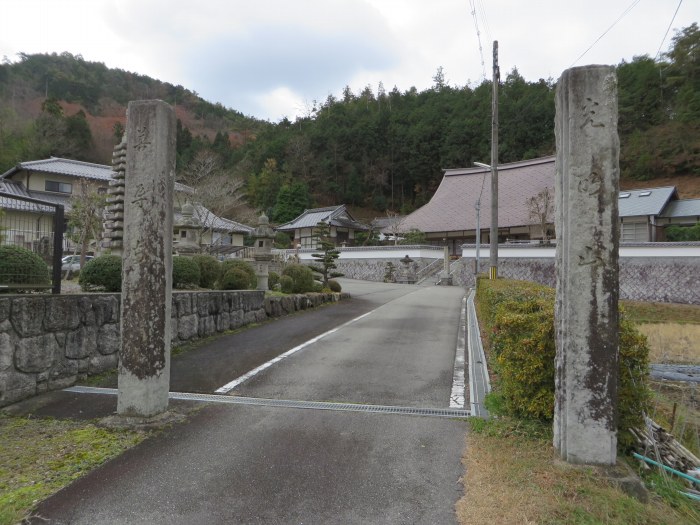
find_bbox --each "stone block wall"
[335,257,437,281]
[450,256,699,304]
[0,290,344,407]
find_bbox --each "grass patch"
[0,413,146,525]
[648,380,700,457]
[621,301,700,325]
[637,323,700,364]
[459,417,700,525]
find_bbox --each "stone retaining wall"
[334,258,439,282]
[450,257,700,304]
[0,290,345,407]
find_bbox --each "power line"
[569,0,642,68]
[476,0,492,45]
[469,0,487,80]
[654,0,684,60]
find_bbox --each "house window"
[45,180,72,194]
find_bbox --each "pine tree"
[308,221,343,287]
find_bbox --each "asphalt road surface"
[29,279,469,525]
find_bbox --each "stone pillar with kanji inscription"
[554,66,620,465]
[117,100,176,418]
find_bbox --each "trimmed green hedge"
[0,245,50,290]
[280,275,294,294]
[281,264,315,293]
[268,271,280,290]
[79,255,122,292]
[192,254,220,289]
[220,268,252,290]
[476,277,650,449]
[172,256,201,289]
[219,259,256,290]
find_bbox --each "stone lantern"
[173,201,201,255]
[396,254,417,284]
[252,212,275,290]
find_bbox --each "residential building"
[275,205,369,248]
[0,157,252,253]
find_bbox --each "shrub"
[220,268,252,290]
[281,264,315,293]
[219,259,256,289]
[313,282,323,293]
[280,275,294,294]
[172,256,201,289]
[477,278,650,449]
[268,271,280,290]
[192,254,220,288]
[327,279,342,292]
[79,255,122,292]
[666,223,700,241]
[0,245,50,290]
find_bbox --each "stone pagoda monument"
[252,212,275,291]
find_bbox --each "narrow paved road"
[30,280,469,525]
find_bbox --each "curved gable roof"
[399,156,555,233]
[276,205,368,231]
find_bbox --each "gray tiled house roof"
[618,187,677,217]
[0,180,56,213]
[398,156,555,233]
[174,204,253,234]
[660,197,700,218]
[1,157,193,193]
[276,205,368,231]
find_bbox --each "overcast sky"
[1,0,697,122]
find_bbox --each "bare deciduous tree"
[526,187,555,242]
[66,178,105,277]
[176,150,246,252]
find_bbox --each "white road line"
[449,296,467,408]
[215,310,375,394]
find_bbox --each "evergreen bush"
[665,223,700,241]
[0,245,50,290]
[327,279,342,292]
[219,259,256,289]
[476,278,650,449]
[192,254,220,289]
[172,256,201,289]
[268,271,280,290]
[281,264,315,293]
[220,268,252,290]
[79,255,122,292]
[280,275,294,294]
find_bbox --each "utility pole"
[489,40,499,280]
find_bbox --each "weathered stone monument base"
[117,100,176,418]
[554,66,620,465]
[100,410,187,430]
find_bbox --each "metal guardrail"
[466,288,490,418]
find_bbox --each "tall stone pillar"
[118,100,176,418]
[554,66,620,465]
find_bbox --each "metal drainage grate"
[65,386,471,419]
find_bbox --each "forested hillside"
[0,23,697,222]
